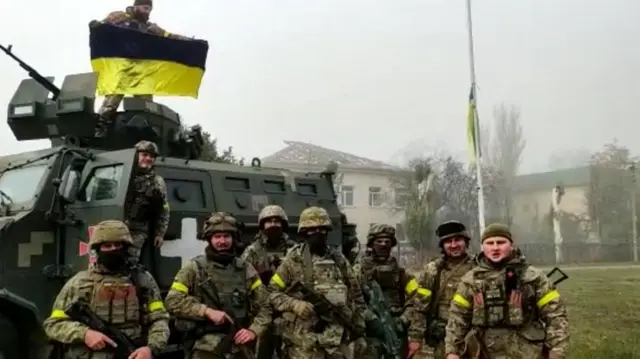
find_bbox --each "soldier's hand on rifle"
[204,307,232,324]
[290,299,314,317]
[84,328,117,350]
[233,328,257,344]
[128,346,152,359]
[407,342,421,358]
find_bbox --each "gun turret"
[1,44,61,100]
[4,45,204,159]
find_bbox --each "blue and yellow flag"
[90,24,208,97]
[466,84,478,165]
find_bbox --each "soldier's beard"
[307,233,327,255]
[205,244,235,265]
[263,227,283,246]
[97,248,129,271]
[133,11,150,22]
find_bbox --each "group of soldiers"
[42,4,569,357]
[42,167,570,359]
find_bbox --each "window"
[340,185,354,207]
[368,186,384,207]
[0,164,48,203]
[394,189,408,207]
[83,165,123,201]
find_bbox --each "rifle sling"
[429,257,470,320]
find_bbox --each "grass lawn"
[562,267,640,358]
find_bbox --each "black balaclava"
[96,245,130,272]
[262,225,283,247]
[306,229,328,256]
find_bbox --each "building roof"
[514,166,592,192]
[262,140,399,171]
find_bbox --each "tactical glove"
[290,299,314,317]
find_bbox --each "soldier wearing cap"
[407,221,475,359]
[241,205,297,359]
[90,0,192,136]
[165,212,272,359]
[43,220,170,359]
[444,224,569,359]
[124,140,170,264]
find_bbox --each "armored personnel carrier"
[0,48,355,359]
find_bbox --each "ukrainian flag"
[466,84,478,165]
[90,24,208,97]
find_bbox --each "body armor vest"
[79,271,143,340]
[434,257,474,322]
[249,237,294,284]
[308,257,349,348]
[193,256,250,325]
[362,256,404,313]
[128,172,161,223]
[471,265,533,328]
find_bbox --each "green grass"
[563,267,640,358]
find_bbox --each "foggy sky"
[1,0,638,174]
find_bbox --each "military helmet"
[436,220,470,243]
[367,223,397,247]
[201,212,238,239]
[134,140,159,156]
[89,220,133,247]
[258,205,289,229]
[297,206,332,233]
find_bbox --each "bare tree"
[481,103,526,225]
[389,152,479,258]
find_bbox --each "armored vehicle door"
[64,149,137,271]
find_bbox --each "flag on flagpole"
[466,85,477,165]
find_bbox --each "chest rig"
[363,256,405,311]
[471,264,535,328]
[77,270,144,338]
[128,172,161,222]
[251,237,293,284]
[193,256,250,325]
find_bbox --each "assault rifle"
[196,279,256,359]
[0,44,61,100]
[65,301,138,358]
[546,267,569,286]
[287,280,364,338]
[362,281,402,359]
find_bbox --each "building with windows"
[261,140,406,243]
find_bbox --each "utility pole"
[630,163,638,262]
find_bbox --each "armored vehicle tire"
[0,313,19,359]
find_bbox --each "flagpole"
[465,0,486,233]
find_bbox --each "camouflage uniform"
[43,220,170,357]
[125,141,170,263]
[241,205,297,359]
[409,221,475,359]
[94,0,191,132]
[269,207,367,359]
[353,224,425,359]
[165,212,272,359]
[444,224,569,359]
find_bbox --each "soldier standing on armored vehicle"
[90,0,192,136]
[42,220,170,358]
[409,221,475,359]
[124,140,170,263]
[444,224,569,359]
[241,205,297,359]
[353,224,426,359]
[165,212,272,359]
[268,206,366,359]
